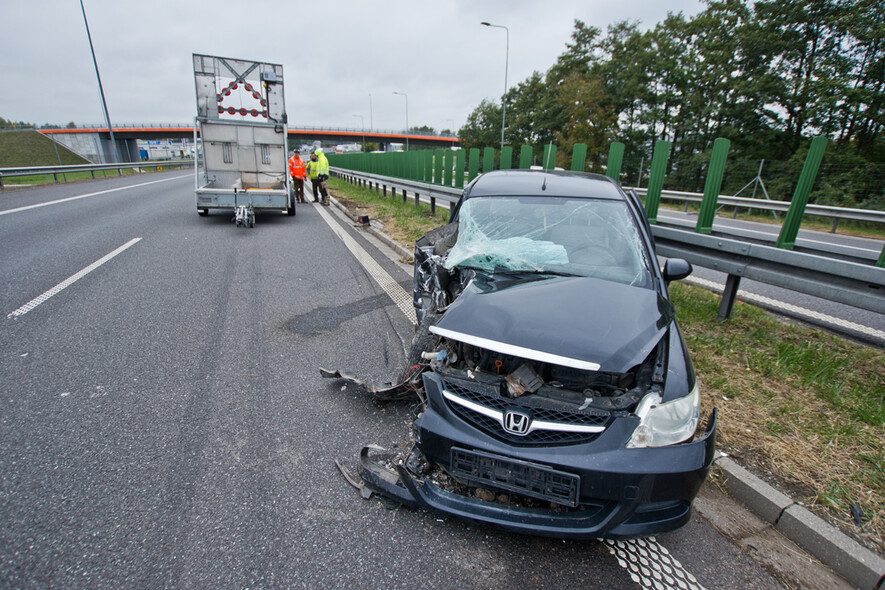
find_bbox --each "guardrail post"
[0,173,4,189]
[878,246,885,268]
[542,144,556,170]
[696,138,730,234]
[606,142,625,182]
[454,149,466,188]
[571,143,587,172]
[519,145,532,169]
[444,150,454,187]
[430,196,436,216]
[500,146,513,170]
[468,149,480,182]
[483,147,495,173]
[776,136,828,249]
[644,140,670,224]
[718,274,742,321]
[434,149,444,184]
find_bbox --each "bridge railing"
[38,124,458,138]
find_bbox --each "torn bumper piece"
[358,409,717,540]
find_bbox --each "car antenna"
[542,138,554,191]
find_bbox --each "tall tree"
[554,73,618,169]
[459,99,502,151]
[749,0,848,155]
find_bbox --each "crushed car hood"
[432,275,672,372]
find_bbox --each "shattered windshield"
[444,196,652,287]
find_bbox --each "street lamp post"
[81,0,118,163]
[446,118,455,147]
[368,94,374,130]
[392,91,409,152]
[481,21,509,152]
[352,114,365,152]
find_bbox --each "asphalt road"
[0,171,836,588]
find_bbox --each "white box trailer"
[192,53,294,218]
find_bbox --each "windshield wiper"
[491,267,580,278]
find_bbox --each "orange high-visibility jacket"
[288,155,307,179]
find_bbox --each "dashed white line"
[7,238,142,319]
[0,174,189,217]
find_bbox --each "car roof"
[465,169,626,201]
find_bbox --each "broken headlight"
[626,385,700,448]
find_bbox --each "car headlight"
[627,385,700,448]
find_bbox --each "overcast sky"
[3,0,705,133]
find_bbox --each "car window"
[444,196,652,287]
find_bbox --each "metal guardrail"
[652,225,885,316]
[332,168,885,319]
[332,167,460,215]
[629,187,885,228]
[0,160,192,188]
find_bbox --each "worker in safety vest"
[288,149,307,203]
[315,148,330,206]
[306,151,320,203]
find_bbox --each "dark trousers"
[318,176,329,203]
[310,178,320,201]
[291,177,304,202]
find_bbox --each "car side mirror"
[663,258,692,283]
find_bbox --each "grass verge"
[328,175,885,554]
[328,177,450,247]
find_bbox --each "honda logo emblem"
[503,410,532,436]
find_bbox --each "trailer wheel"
[198,208,209,216]
[287,204,296,216]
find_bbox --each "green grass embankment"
[0,129,89,167]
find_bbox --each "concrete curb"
[324,189,885,590]
[715,456,885,590]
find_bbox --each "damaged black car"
[347,169,716,539]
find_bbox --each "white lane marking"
[656,213,882,255]
[686,276,885,342]
[7,238,142,319]
[313,203,417,326]
[0,174,189,217]
[606,538,706,589]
